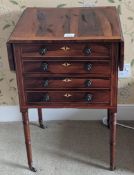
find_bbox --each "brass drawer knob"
[85,94,92,102]
[84,47,92,55]
[39,48,47,55]
[64,93,72,98]
[42,94,50,102]
[85,63,92,71]
[41,62,48,71]
[85,80,92,87]
[63,78,72,82]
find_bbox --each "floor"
[0,121,134,175]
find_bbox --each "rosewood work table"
[7,7,124,172]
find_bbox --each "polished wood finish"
[22,110,37,172]
[7,7,124,171]
[23,60,111,74]
[8,7,123,42]
[110,112,117,170]
[24,77,110,89]
[26,90,110,104]
[38,108,45,129]
[21,43,111,57]
[7,7,124,71]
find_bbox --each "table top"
[8,7,123,43]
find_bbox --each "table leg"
[109,111,117,171]
[107,109,111,128]
[22,110,37,172]
[38,108,45,129]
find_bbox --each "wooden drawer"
[23,60,111,75]
[24,77,110,89]
[26,90,110,104]
[21,43,111,58]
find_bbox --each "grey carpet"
[0,121,134,175]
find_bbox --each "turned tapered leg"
[107,109,111,128]
[109,112,117,171]
[38,108,45,129]
[22,110,37,172]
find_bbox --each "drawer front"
[24,77,110,89]
[21,43,111,58]
[23,60,111,75]
[26,90,110,104]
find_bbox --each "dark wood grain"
[38,108,45,129]
[22,60,111,75]
[6,43,15,70]
[24,77,110,89]
[6,7,124,171]
[21,43,111,58]
[110,112,117,170]
[8,7,123,42]
[26,90,110,104]
[22,110,36,171]
[7,7,124,71]
[119,41,124,71]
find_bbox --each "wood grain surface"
[6,7,124,171]
[8,7,123,42]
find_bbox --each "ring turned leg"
[109,111,117,171]
[22,110,37,172]
[38,108,46,129]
